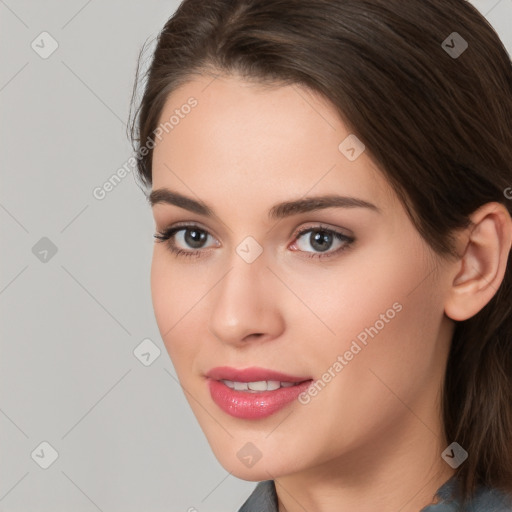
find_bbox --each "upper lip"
[205,366,312,383]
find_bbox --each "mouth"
[204,366,314,419]
[205,365,312,384]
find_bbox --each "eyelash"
[153,222,355,260]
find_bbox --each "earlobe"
[444,202,512,322]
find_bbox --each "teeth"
[221,380,300,391]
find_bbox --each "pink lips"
[205,366,311,383]
[205,366,313,420]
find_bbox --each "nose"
[208,251,285,346]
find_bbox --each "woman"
[129,0,512,510]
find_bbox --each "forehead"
[151,74,396,214]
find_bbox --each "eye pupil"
[185,228,207,249]
[310,231,332,252]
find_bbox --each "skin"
[149,73,512,512]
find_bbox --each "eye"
[290,224,355,259]
[153,223,218,259]
[154,222,355,260]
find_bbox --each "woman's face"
[150,74,456,480]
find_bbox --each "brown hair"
[128,0,512,507]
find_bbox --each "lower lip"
[207,378,313,419]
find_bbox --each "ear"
[444,202,512,321]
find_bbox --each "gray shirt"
[237,476,512,512]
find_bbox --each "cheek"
[150,248,205,368]
[293,236,438,366]
[286,234,433,344]
[293,243,444,442]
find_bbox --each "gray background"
[0,1,511,511]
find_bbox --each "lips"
[207,378,314,419]
[205,366,312,383]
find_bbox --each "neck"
[274,415,456,512]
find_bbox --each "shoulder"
[235,477,512,512]
[236,480,278,512]
[421,477,512,512]
[468,485,512,512]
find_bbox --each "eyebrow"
[148,188,380,220]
